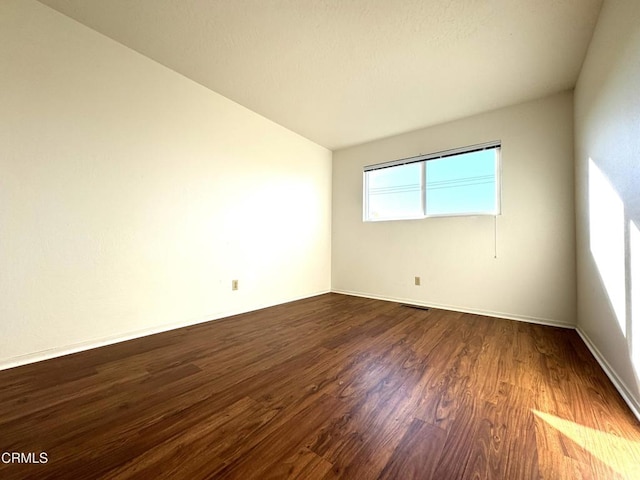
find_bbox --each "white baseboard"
[575,327,640,422]
[0,289,330,372]
[331,289,575,329]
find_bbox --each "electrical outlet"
[232,279,238,291]
[414,276,421,286]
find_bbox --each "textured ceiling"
[38,0,603,150]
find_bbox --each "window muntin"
[363,142,500,221]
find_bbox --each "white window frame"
[363,141,501,222]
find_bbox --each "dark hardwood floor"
[1,293,639,479]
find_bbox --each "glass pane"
[425,149,497,216]
[366,163,423,220]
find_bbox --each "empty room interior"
[1,0,640,478]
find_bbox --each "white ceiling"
[38,0,603,150]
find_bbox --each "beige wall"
[332,92,576,326]
[574,0,640,415]
[0,0,331,367]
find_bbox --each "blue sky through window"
[367,163,422,220]
[365,148,498,221]
[426,149,496,215]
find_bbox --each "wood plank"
[376,418,446,480]
[0,293,639,480]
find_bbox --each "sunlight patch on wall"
[588,158,626,335]
[533,409,640,478]
[631,220,640,375]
